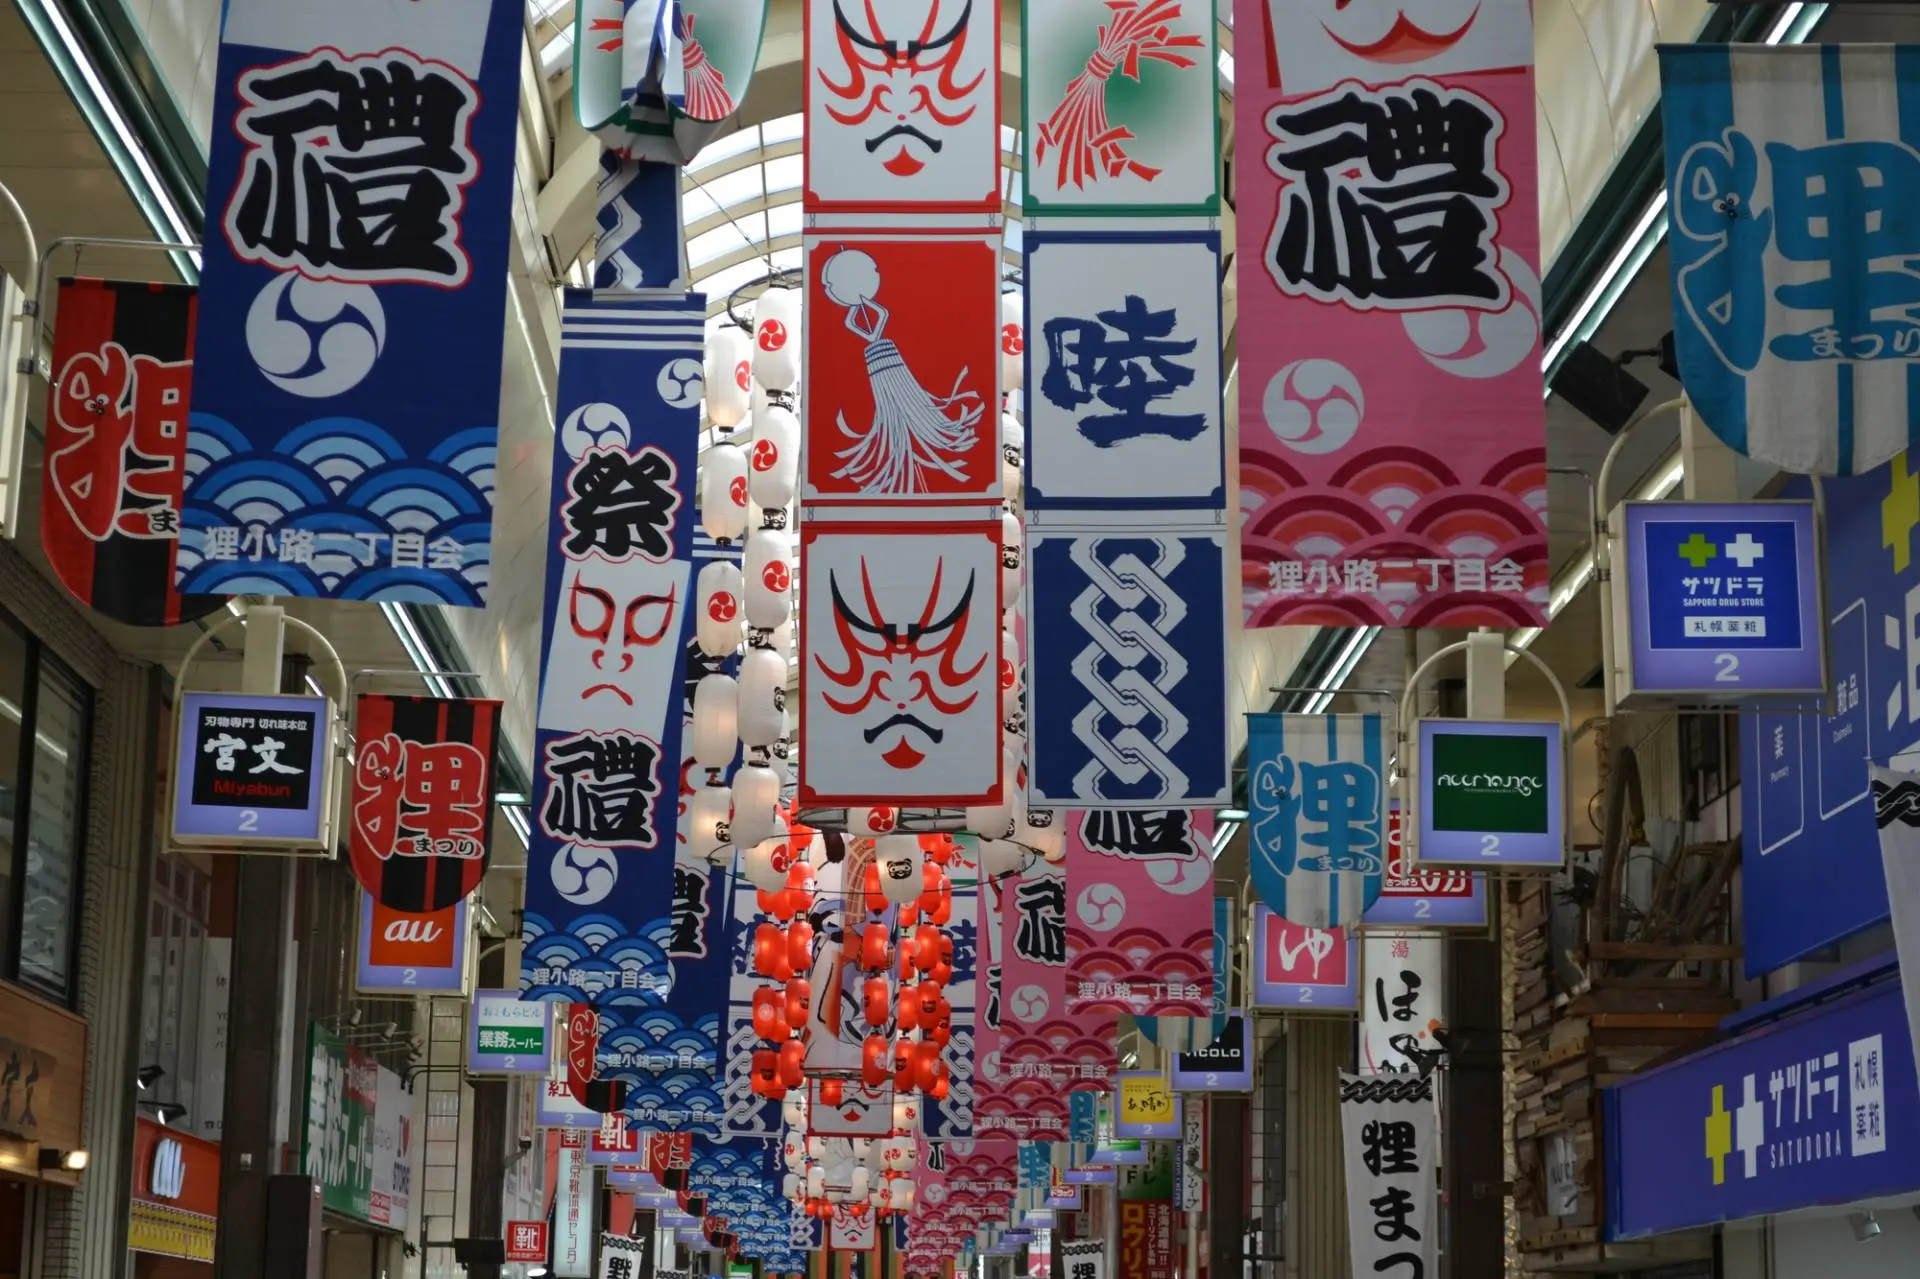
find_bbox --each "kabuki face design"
[538,561,689,735]
[820,0,983,178]
[820,558,984,772]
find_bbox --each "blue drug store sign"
[1617,502,1824,701]
[1606,966,1920,1239]
[1743,464,1920,974]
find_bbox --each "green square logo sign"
[1430,730,1551,835]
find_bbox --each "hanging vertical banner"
[720,872,782,1138]
[1060,1240,1107,1279]
[798,521,1003,807]
[1245,713,1387,927]
[1251,909,1358,1013]
[802,0,1000,214]
[976,983,1116,1144]
[676,1,771,122]
[1023,231,1225,512]
[1233,0,1547,630]
[1064,811,1214,1017]
[1026,530,1229,808]
[803,234,1002,507]
[1658,46,1920,477]
[1021,0,1217,217]
[1340,1074,1439,1278]
[520,293,706,1108]
[42,278,223,626]
[182,0,522,604]
[1360,933,1447,1076]
[349,695,500,912]
[924,840,982,1140]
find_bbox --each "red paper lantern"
[911,925,942,973]
[863,863,888,915]
[912,1041,940,1093]
[859,923,892,972]
[752,988,790,1042]
[786,920,815,972]
[862,1034,892,1087]
[893,1041,914,1093]
[778,1039,805,1088]
[864,976,891,1027]
[785,977,811,1028]
[754,924,794,982]
[820,1078,845,1107]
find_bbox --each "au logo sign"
[356,892,467,995]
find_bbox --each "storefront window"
[0,609,94,1003]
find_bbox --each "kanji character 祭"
[561,446,681,562]
[1264,81,1510,311]
[226,48,481,284]
[354,735,489,860]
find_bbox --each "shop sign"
[302,1023,375,1221]
[553,1137,596,1278]
[129,1118,219,1262]
[356,892,468,994]
[1176,1103,1206,1213]
[171,691,336,850]
[1114,1073,1178,1140]
[468,990,550,1074]
[539,1068,600,1130]
[1362,807,1488,928]
[1360,933,1446,1076]
[1742,472,1908,974]
[506,1221,549,1263]
[1251,908,1358,1012]
[588,1116,642,1164]
[1171,1013,1251,1093]
[1614,500,1824,702]
[369,1065,412,1232]
[1606,969,1920,1239]
[1118,1200,1174,1279]
[1415,719,1564,870]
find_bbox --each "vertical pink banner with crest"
[1064,811,1216,1016]
[1234,0,1548,629]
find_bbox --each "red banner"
[348,694,500,911]
[41,278,222,627]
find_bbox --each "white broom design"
[823,249,984,493]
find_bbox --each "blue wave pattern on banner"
[520,292,708,1119]
[185,0,522,602]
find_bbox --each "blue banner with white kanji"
[1661,43,1920,477]
[1025,528,1231,808]
[1245,713,1386,929]
[181,0,523,603]
[520,292,711,1125]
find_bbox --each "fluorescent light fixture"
[380,603,455,698]
[17,0,198,271]
[503,804,531,849]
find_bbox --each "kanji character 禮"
[226,49,480,284]
[540,731,663,849]
[1265,82,1509,311]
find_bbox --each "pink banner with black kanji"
[1234,0,1548,629]
[1064,811,1215,1017]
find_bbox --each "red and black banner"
[349,694,502,912]
[41,278,223,627]
[566,1001,626,1115]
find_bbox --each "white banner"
[553,1141,596,1279]
[1872,766,1920,1099]
[1339,1074,1437,1279]
[370,1066,412,1233]
[1059,1238,1107,1279]
[1360,933,1446,1075]
[598,1234,645,1279]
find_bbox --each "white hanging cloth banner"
[1339,1073,1438,1279]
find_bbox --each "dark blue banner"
[520,292,708,1120]
[1743,465,1915,973]
[181,0,522,604]
[1606,964,1919,1238]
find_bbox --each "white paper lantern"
[888,1181,915,1214]
[732,763,781,837]
[753,288,802,390]
[999,629,1021,723]
[701,443,750,542]
[999,511,1022,602]
[782,1130,806,1167]
[738,645,789,748]
[880,1137,914,1173]
[745,527,795,629]
[688,782,733,859]
[1002,454,1022,503]
[807,1167,826,1200]
[848,806,899,837]
[875,835,922,907]
[697,561,746,657]
[691,676,739,769]
[706,325,751,430]
[749,405,801,510]
[1018,803,1065,863]
[979,838,1023,878]
[965,747,1019,839]
[1002,410,1025,460]
[1000,291,1025,393]
[744,820,791,892]
[892,1096,921,1131]
[770,618,795,658]
[783,1172,802,1201]
[849,1167,870,1201]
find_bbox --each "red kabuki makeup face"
[819,0,984,177]
[816,557,985,772]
